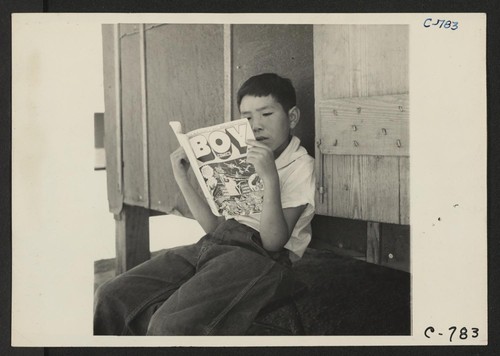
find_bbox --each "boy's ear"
[288,106,300,129]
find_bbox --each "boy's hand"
[246,139,278,183]
[170,146,190,181]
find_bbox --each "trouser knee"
[94,279,118,310]
[146,311,175,335]
[146,311,205,336]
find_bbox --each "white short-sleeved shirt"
[231,136,316,261]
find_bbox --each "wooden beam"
[139,24,150,207]
[224,24,232,122]
[366,221,381,264]
[113,24,123,197]
[101,24,124,214]
[120,24,148,207]
[115,204,151,274]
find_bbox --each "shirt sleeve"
[280,156,316,210]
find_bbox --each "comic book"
[169,119,264,217]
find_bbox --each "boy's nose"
[251,116,263,132]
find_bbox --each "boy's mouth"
[255,137,267,141]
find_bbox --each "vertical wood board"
[360,156,400,223]
[366,222,381,264]
[115,204,151,274]
[317,155,400,224]
[224,24,232,122]
[231,25,315,156]
[380,223,410,272]
[101,24,123,214]
[320,155,363,219]
[314,25,408,99]
[145,24,225,215]
[120,24,147,207]
[400,156,410,224]
[139,24,150,206]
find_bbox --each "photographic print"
[11,13,486,347]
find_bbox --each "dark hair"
[237,73,296,113]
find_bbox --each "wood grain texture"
[231,25,315,157]
[318,155,400,223]
[224,24,232,123]
[361,156,400,223]
[314,25,408,99]
[399,156,410,224]
[318,95,409,156]
[101,24,123,214]
[120,24,148,208]
[115,204,151,274]
[139,24,150,207]
[366,222,381,264]
[314,25,409,223]
[145,24,224,215]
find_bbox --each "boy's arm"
[260,176,306,251]
[170,147,223,233]
[247,140,305,251]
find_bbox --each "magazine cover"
[170,119,264,217]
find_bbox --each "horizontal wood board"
[318,94,409,156]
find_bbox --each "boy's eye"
[262,112,273,117]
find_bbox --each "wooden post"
[366,222,381,264]
[114,204,151,275]
[223,24,232,122]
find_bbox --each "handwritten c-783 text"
[423,18,459,30]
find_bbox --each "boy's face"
[239,95,295,155]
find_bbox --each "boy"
[94,73,315,335]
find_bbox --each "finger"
[247,151,266,163]
[246,153,260,166]
[246,139,270,150]
[247,145,269,156]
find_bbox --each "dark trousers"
[93,219,295,335]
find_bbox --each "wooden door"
[102,24,225,217]
[314,25,409,225]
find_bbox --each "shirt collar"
[275,136,308,170]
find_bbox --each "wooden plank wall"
[145,24,224,216]
[102,24,225,216]
[314,25,409,224]
[101,23,410,271]
[231,25,315,156]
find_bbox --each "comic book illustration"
[169,119,264,217]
